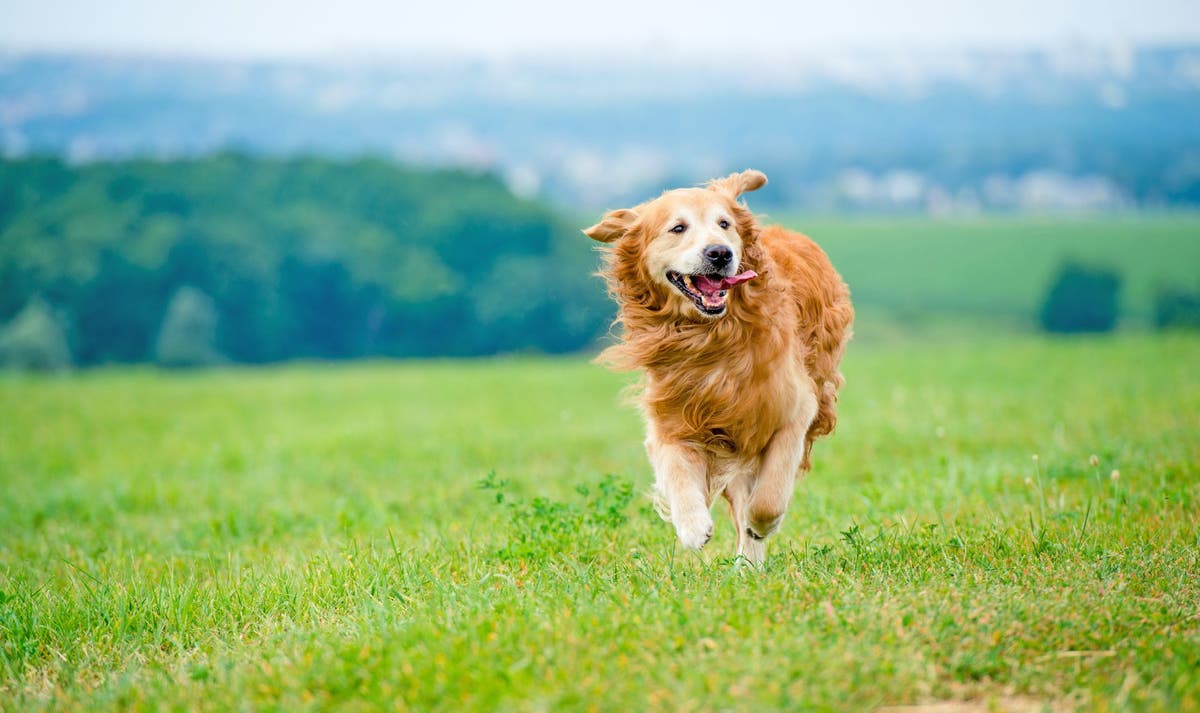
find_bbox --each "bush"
[1154,287,1200,330]
[1039,261,1121,333]
[154,287,224,368]
[0,298,73,371]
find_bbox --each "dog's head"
[584,170,767,320]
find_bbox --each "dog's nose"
[704,244,733,267]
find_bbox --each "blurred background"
[1,0,1199,369]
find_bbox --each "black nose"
[704,244,733,267]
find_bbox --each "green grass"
[2,336,1199,711]
[784,214,1200,331]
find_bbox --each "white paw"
[673,508,714,550]
[737,537,766,567]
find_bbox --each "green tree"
[154,287,224,368]
[1154,286,1200,330]
[0,155,609,364]
[0,297,73,371]
[1039,261,1121,334]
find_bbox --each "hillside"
[3,156,1197,366]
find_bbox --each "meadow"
[1,334,1197,711]
[786,214,1200,332]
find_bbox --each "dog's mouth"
[666,270,758,315]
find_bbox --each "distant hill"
[1,46,1199,211]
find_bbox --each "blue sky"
[1,0,1198,58]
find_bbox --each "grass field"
[2,335,1198,711]
[782,214,1200,332]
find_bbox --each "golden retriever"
[584,170,853,565]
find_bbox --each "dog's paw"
[737,536,766,567]
[673,509,714,550]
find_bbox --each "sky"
[1,0,1198,59]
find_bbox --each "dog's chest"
[646,357,807,456]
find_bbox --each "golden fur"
[584,170,853,564]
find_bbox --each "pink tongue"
[694,270,758,296]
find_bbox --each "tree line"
[0,155,612,368]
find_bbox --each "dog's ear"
[583,208,638,243]
[708,169,768,199]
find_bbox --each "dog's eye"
[718,219,731,229]
[670,224,687,234]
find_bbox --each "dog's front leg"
[743,408,816,563]
[646,438,712,550]
[723,475,764,565]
